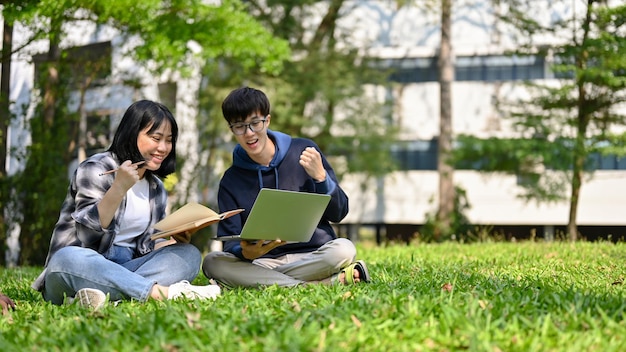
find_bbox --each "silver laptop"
[213,188,331,242]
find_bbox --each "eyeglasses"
[229,117,268,135]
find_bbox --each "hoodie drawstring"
[256,168,279,189]
[257,169,263,189]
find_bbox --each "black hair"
[107,100,178,178]
[221,87,270,124]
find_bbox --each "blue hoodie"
[217,130,349,260]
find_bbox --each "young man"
[202,87,370,287]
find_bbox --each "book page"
[219,208,245,220]
[153,202,219,231]
[150,205,244,240]
[150,218,220,240]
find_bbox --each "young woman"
[32,100,219,309]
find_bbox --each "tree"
[437,0,455,238]
[390,0,459,240]
[453,1,626,241]
[1,0,290,264]
[186,0,400,239]
[0,3,11,180]
[0,1,13,264]
[232,0,398,177]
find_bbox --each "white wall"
[342,170,626,226]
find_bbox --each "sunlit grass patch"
[1,242,626,351]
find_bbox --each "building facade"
[4,1,626,247]
[336,0,626,241]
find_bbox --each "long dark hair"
[108,100,178,178]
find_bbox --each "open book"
[150,202,244,240]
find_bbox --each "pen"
[98,161,146,176]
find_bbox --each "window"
[158,82,178,113]
[388,138,626,172]
[65,42,112,88]
[588,153,626,170]
[33,41,112,90]
[381,54,547,83]
[84,111,113,155]
[390,139,438,170]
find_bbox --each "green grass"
[2,242,626,351]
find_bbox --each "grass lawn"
[1,241,626,351]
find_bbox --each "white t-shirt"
[114,178,150,248]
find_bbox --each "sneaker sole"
[76,288,107,310]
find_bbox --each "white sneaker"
[76,288,107,310]
[167,280,221,300]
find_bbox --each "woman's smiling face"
[136,121,173,176]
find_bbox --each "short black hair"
[221,87,270,124]
[108,100,178,178]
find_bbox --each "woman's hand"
[112,160,142,193]
[241,240,287,260]
[0,293,16,315]
[98,160,143,229]
[172,229,196,244]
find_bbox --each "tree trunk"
[1,16,14,265]
[43,39,60,127]
[17,25,62,265]
[1,19,12,178]
[568,0,594,242]
[437,0,454,238]
[568,144,584,241]
[77,75,95,164]
[569,70,588,242]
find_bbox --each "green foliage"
[11,57,76,265]
[494,2,626,161]
[3,0,291,76]
[596,132,626,157]
[109,0,291,76]
[3,0,291,264]
[3,243,626,351]
[209,0,398,177]
[458,2,626,237]
[185,0,399,208]
[452,135,576,203]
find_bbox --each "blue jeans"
[42,243,201,305]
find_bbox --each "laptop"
[213,188,331,242]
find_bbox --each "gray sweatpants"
[202,238,356,287]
